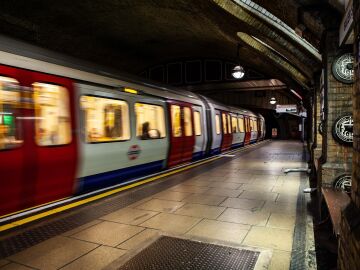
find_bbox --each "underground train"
[0,40,265,216]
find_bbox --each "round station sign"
[332,53,354,84]
[332,114,353,146]
[127,145,141,160]
[318,122,324,135]
[333,174,351,193]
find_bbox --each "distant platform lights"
[269,97,277,105]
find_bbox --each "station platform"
[0,141,314,270]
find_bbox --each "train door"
[220,111,232,152]
[210,109,222,155]
[250,118,258,143]
[244,116,251,145]
[30,72,78,205]
[231,114,241,149]
[192,105,205,160]
[238,116,246,146]
[0,66,26,215]
[256,118,261,141]
[168,101,195,167]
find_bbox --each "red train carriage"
[0,38,265,217]
[0,65,77,215]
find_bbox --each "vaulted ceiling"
[0,0,344,96]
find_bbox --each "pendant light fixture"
[232,43,245,79]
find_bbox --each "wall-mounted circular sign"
[318,122,324,135]
[332,114,353,145]
[333,174,351,193]
[332,53,354,84]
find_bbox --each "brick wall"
[318,30,353,186]
[351,0,360,209]
[338,0,360,269]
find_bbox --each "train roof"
[199,96,228,111]
[201,95,260,118]
[0,35,204,105]
[0,35,263,114]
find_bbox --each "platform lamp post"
[231,44,245,79]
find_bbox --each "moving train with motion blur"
[0,38,265,216]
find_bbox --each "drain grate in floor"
[118,236,260,270]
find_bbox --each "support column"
[311,78,324,189]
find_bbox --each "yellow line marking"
[0,156,220,232]
[0,141,266,232]
[0,197,71,219]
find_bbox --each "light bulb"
[232,65,245,79]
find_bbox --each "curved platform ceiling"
[0,0,341,91]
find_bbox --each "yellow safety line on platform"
[0,197,71,219]
[0,156,219,232]
[0,141,266,232]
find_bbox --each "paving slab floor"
[0,141,314,270]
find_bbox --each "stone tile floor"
[0,141,313,270]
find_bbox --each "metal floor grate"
[118,236,260,270]
[289,145,309,270]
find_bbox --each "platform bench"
[321,187,351,236]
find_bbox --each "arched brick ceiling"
[251,0,343,47]
[0,0,336,91]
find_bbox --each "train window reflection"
[222,113,227,134]
[232,116,238,133]
[80,95,130,143]
[135,103,166,139]
[0,76,22,150]
[215,114,220,135]
[238,117,244,133]
[194,111,202,136]
[34,83,72,146]
[184,107,193,136]
[171,105,182,137]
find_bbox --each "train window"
[34,83,72,146]
[215,114,221,135]
[238,117,245,133]
[253,119,258,131]
[227,114,232,134]
[184,107,193,136]
[222,113,227,134]
[80,95,130,143]
[194,111,202,136]
[135,103,166,139]
[0,76,23,150]
[171,105,182,137]
[232,116,238,133]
